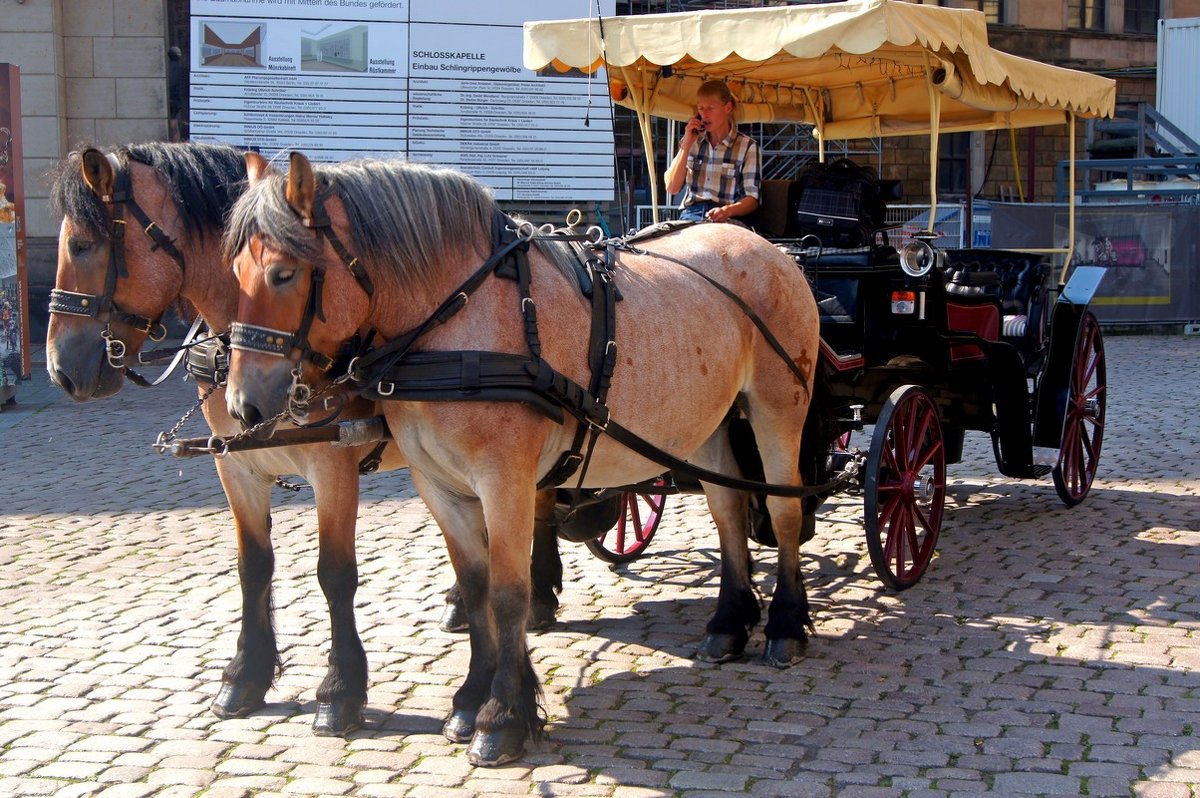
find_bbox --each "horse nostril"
[234,403,263,431]
[48,368,74,395]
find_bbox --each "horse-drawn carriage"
[523,0,1114,588]
[45,0,1114,768]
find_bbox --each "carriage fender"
[1031,266,1106,450]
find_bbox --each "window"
[914,0,1002,24]
[1068,0,1106,31]
[1125,0,1159,34]
[938,133,970,197]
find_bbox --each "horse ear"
[285,151,316,224]
[80,148,114,197]
[244,151,272,184]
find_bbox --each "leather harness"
[229,188,840,498]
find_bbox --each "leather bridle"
[49,148,185,370]
[229,182,374,375]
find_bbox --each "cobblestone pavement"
[1,334,1198,797]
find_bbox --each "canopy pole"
[802,88,825,162]
[923,55,942,234]
[1061,111,1076,286]
[621,66,661,225]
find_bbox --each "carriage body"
[762,213,1107,588]
[525,0,1115,585]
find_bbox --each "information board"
[188,0,615,200]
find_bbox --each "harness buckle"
[588,404,611,434]
[335,355,361,385]
[376,380,395,397]
[102,329,127,368]
[148,322,168,342]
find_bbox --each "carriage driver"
[665,80,762,224]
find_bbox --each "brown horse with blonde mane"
[222,150,821,765]
[43,142,565,737]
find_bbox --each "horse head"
[46,142,246,400]
[46,148,184,398]
[224,151,373,436]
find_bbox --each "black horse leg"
[696,446,762,663]
[442,556,496,743]
[697,523,761,662]
[469,581,545,766]
[441,494,561,633]
[312,556,367,735]
[211,517,280,718]
[528,491,562,630]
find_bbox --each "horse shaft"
[167,416,390,457]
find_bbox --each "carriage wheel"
[584,484,666,564]
[1052,311,1106,507]
[864,385,946,590]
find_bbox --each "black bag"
[794,158,885,248]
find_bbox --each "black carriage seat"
[942,249,1052,356]
[751,174,902,269]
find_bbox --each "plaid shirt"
[682,128,761,209]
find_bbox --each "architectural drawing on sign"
[301,25,369,73]
[201,23,265,68]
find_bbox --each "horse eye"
[68,237,94,257]
[268,266,296,287]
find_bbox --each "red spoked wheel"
[584,483,667,564]
[1052,311,1106,507]
[864,385,946,590]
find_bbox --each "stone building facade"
[1,0,1198,302]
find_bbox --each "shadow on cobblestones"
[1,336,1199,796]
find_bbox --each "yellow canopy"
[523,0,1115,140]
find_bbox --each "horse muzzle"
[45,333,125,401]
[225,364,294,439]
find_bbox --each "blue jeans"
[679,200,718,221]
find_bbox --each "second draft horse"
[223,151,821,765]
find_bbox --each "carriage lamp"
[898,237,939,277]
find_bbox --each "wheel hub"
[912,476,934,503]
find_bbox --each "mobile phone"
[694,114,706,132]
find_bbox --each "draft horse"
[43,142,563,735]
[223,151,822,765]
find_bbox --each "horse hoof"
[528,602,557,632]
[439,601,469,633]
[762,637,807,668]
[442,709,477,743]
[312,700,365,736]
[210,682,267,719]
[695,633,747,663]
[467,727,526,767]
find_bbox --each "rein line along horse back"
[224,151,823,766]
